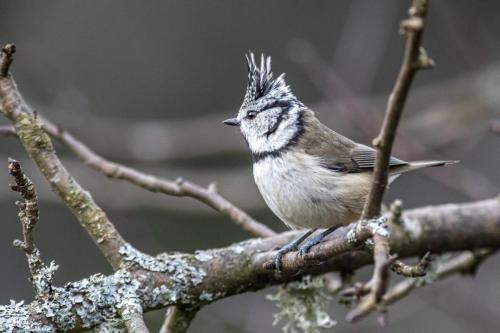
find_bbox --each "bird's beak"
[222,117,240,126]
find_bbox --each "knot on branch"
[400,17,423,33]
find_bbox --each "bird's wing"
[314,144,407,173]
[300,111,407,173]
[350,144,408,171]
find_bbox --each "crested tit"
[223,53,456,271]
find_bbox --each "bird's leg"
[274,229,317,272]
[298,226,339,256]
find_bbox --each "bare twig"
[159,306,198,333]
[0,44,126,269]
[350,0,432,322]
[0,124,16,136]
[8,158,38,253]
[291,40,497,199]
[363,249,496,318]
[8,158,58,296]
[361,0,432,219]
[39,120,275,238]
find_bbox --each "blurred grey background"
[0,0,499,332]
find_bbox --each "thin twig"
[349,0,432,322]
[8,158,38,253]
[159,306,198,333]
[0,124,16,136]
[8,158,58,296]
[368,249,496,318]
[40,119,275,238]
[0,116,275,239]
[0,44,126,269]
[4,120,275,238]
[361,0,432,220]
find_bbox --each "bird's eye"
[246,111,257,120]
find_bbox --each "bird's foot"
[298,226,339,256]
[274,242,299,272]
[274,229,316,272]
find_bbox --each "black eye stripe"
[261,100,292,111]
[264,104,293,137]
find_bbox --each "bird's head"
[223,53,305,156]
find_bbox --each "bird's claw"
[273,243,299,272]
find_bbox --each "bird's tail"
[391,160,459,174]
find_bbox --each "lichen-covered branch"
[0,197,497,331]
[0,44,126,269]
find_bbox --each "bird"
[222,53,457,271]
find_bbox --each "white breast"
[253,151,353,229]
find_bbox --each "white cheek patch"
[245,108,300,153]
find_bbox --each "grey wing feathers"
[351,144,407,170]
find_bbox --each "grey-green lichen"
[95,319,127,333]
[266,275,336,333]
[119,244,206,307]
[198,291,225,302]
[0,269,142,331]
[0,242,210,332]
[367,217,389,238]
[0,300,54,333]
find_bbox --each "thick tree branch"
[0,198,498,331]
[0,44,126,269]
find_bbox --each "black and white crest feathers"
[242,53,295,108]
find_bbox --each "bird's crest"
[242,52,295,109]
